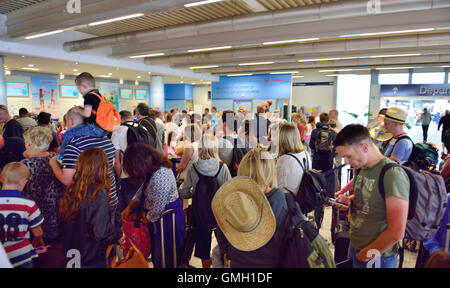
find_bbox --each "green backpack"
[280,191,336,268]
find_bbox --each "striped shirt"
[0,190,44,267]
[62,136,118,207]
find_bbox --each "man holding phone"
[332,124,410,268]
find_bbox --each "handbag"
[106,241,149,268]
[122,212,151,259]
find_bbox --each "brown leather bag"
[106,240,149,268]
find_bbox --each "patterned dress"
[21,155,66,240]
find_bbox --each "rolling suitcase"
[160,208,177,268]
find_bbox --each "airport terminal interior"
[0,0,449,269]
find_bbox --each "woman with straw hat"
[212,147,289,268]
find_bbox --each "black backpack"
[315,126,333,153]
[280,191,336,268]
[224,136,247,177]
[192,162,223,231]
[122,122,156,148]
[287,153,328,228]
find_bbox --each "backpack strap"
[287,153,306,171]
[378,162,416,219]
[214,162,224,178]
[387,135,414,158]
[87,91,104,115]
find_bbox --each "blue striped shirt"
[62,136,118,207]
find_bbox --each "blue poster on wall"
[380,84,450,97]
[212,74,292,99]
[31,77,59,117]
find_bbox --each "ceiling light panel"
[88,13,144,26]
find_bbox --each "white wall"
[292,74,336,115]
[193,85,211,111]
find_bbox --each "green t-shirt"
[350,158,410,256]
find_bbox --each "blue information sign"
[380,84,450,97]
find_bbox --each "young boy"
[58,72,108,160]
[0,162,45,268]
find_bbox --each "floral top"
[21,155,66,240]
[132,167,179,222]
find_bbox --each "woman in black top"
[59,147,122,268]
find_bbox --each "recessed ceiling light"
[25,29,64,39]
[189,65,219,69]
[180,81,184,83]
[73,69,78,72]
[270,71,299,74]
[185,0,226,8]
[370,53,421,58]
[108,73,113,76]
[27,64,34,67]
[88,13,144,26]
[239,61,274,66]
[376,66,415,70]
[188,46,232,53]
[21,67,39,71]
[319,69,353,72]
[299,58,341,62]
[339,28,434,38]
[292,76,305,78]
[137,76,141,79]
[227,73,253,76]
[129,53,165,59]
[263,38,319,45]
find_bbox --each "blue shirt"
[383,135,413,164]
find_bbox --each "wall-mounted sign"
[135,89,147,100]
[212,74,292,100]
[60,85,79,97]
[6,82,29,97]
[120,88,133,99]
[380,84,450,97]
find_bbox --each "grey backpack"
[315,127,333,153]
[378,162,448,241]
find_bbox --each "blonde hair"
[23,126,53,152]
[238,147,277,189]
[278,122,306,156]
[198,134,220,160]
[1,162,30,185]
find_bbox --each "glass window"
[336,75,371,126]
[412,72,445,84]
[378,73,409,84]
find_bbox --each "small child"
[58,72,108,163]
[0,162,45,268]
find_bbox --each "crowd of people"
[0,71,449,269]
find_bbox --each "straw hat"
[238,106,245,113]
[385,107,407,124]
[211,177,276,252]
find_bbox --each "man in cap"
[382,107,413,164]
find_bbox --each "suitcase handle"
[160,208,177,268]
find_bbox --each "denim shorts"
[348,246,398,268]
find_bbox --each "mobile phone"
[328,197,349,207]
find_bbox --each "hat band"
[385,114,405,123]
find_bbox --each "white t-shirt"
[0,243,12,268]
[111,123,130,179]
[276,151,311,195]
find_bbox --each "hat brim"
[212,177,276,252]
